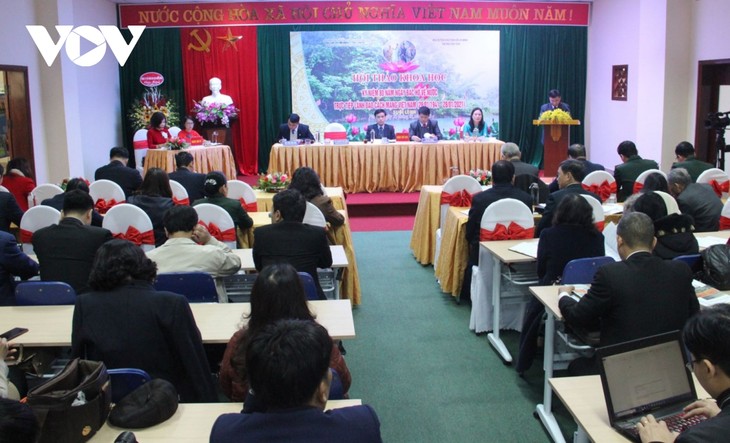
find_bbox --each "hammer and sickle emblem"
[188,29,211,52]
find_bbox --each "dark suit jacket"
[537,225,605,285]
[511,160,539,178]
[671,156,714,182]
[277,123,315,142]
[408,119,443,140]
[365,123,396,140]
[548,159,605,193]
[94,160,143,199]
[127,194,174,247]
[558,252,699,347]
[465,184,532,263]
[535,183,601,236]
[0,231,39,305]
[676,183,723,232]
[169,168,206,204]
[253,221,333,298]
[677,396,730,443]
[613,155,659,202]
[41,193,103,227]
[71,281,217,402]
[210,405,383,443]
[0,191,23,233]
[539,102,571,114]
[32,218,112,294]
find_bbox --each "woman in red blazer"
[179,116,203,145]
[2,157,35,211]
[146,111,171,149]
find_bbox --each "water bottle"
[316,131,321,143]
[472,128,479,139]
[212,131,219,144]
[370,129,376,142]
[529,182,539,209]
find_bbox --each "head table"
[143,144,238,180]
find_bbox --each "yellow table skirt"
[252,187,346,213]
[434,207,470,297]
[144,145,237,180]
[410,185,444,265]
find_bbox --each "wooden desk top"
[479,239,539,263]
[0,299,355,347]
[233,245,348,271]
[529,285,563,321]
[92,400,362,442]
[550,375,709,443]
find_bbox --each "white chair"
[169,180,190,206]
[581,170,616,203]
[89,180,125,215]
[470,199,534,334]
[654,190,681,215]
[720,200,730,230]
[194,203,237,249]
[323,122,347,141]
[581,194,605,231]
[29,183,64,208]
[435,175,482,269]
[303,202,327,228]
[696,168,729,199]
[302,203,337,298]
[168,126,181,138]
[227,180,258,213]
[633,169,666,194]
[19,206,61,254]
[0,185,8,193]
[102,204,156,252]
[132,129,149,172]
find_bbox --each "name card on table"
[282,141,300,146]
[333,139,350,145]
[421,138,439,144]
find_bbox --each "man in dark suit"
[253,189,332,299]
[408,106,443,141]
[501,142,539,177]
[0,230,38,305]
[32,190,113,293]
[613,140,659,202]
[548,144,605,193]
[168,151,206,204]
[539,89,571,114]
[41,178,103,227]
[668,167,723,232]
[277,113,315,142]
[0,164,23,233]
[94,147,143,198]
[535,159,600,236]
[365,108,396,141]
[557,212,699,375]
[671,141,714,182]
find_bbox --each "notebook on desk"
[597,331,706,442]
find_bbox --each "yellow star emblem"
[217,28,243,51]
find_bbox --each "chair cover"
[323,122,347,140]
[19,206,61,254]
[632,169,666,194]
[581,171,616,203]
[580,194,605,231]
[89,180,126,215]
[696,168,729,198]
[103,204,156,252]
[303,202,327,228]
[720,200,730,230]
[194,203,237,248]
[653,191,681,215]
[227,180,257,212]
[133,129,149,171]
[168,126,181,138]
[30,183,64,208]
[435,175,482,270]
[169,180,190,206]
[0,185,8,193]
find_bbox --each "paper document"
[571,284,590,299]
[601,204,623,215]
[697,236,727,249]
[699,294,730,307]
[508,241,538,258]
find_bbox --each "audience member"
[641,172,669,193]
[211,319,381,442]
[219,263,351,402]
[71,240,217,402]
[409,106,443,141]
[668,168,723,232]
[41,177,103,227]
[501,142,539,177]
[146,111,171,149]
[671,141,713,182]
[557,212,699,374]
[1,338,18,400]
[535,159,600,236]
[0,230,38,306]
[637,304,730,443]
[94,147,143,198]
[127,168,174,247]
[365,109,396,140]
[632,192,698,259]
[193,171,253,233]
[32,190,112,293]
[146,206,241,302]
[253,190,332,299]
[277,113,315,142]
[168,151,206,203]
[548,144,604,193]
[3,158,35,211]
[0,398,38,443]
[0,164,23,233]
[613,140,659,202]
[289,166,344,227]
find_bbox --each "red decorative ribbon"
[709,179,729,198]
[20,229,33,244]
[94,198,119,215]
[582,181,616,203]
[132,140,148,149]
[113,226,155,246]
[172,196,190,206]
[632,182,644,194]
[480,222,534,241]
[440,190,473,207]
[720,216,730,231]
[239,198,257,213]
[198,221,236,242]
[595,221,605,232]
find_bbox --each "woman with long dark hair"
[3,158,35,211]
[127,167,174,247]
[461,107,489,140]
[146,111,171,149]
[288,166,344,227]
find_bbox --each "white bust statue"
[201,77,233,106]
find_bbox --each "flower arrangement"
[192,101,239,128]
[257,172,290,192]
[469,169,492,186]
[344,114,366,141]
[537,109,573,124]
[128,87,178,130]
[59,177,90,191]
[165,137,189,151]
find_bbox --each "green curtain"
[119,28,184,169]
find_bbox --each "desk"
[695,230,730,248]
[550,375,709,443]
[434,207,471,296]
[269,140,503,193]
[0,299,355,347]
[233,245,349,271]
[92,400,362,442]
[144,145,237,180]
[253,187,346,213]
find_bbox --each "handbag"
[26,358,112,443]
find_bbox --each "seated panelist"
[408,106,443,141]
[277,113,315,143]
[365,109,396,141]
[146,111,171,149]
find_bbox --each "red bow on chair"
[20,229,33,244]
[113,226,155,246]
[632,182,644,194]
[709,179,729,198]
[172,196,190,206]
[595,221,605,232]
[94,198,119,215]
[198,221,236,242]
[720,216,730,231]
[480,222,534,241]
[239,198,257,213]
[583,181,616,203]
[132,140,148,150]
[440,190,473,207]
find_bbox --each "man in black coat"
[501,142,539,178]
[0,188,23,234]
[408,106,443,141]
[0,230,38,305]
[669,168,723,232]
[547,143,605,193]
[253,189,332,299]
[535,159,601,236]
[277,113,315,142]
[168,151,206,204]
[41,178,103,227]
[94,147,142,198]
[539,89,571,114]
[365,108,396,141]
[557,212,699,375]
[32,190,113,293]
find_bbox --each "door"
[0,65,34,175]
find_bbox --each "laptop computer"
[597,331,706,442]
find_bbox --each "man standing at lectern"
[539,89,571,114]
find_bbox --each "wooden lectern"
[533,119,580,174]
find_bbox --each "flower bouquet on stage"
[192,101,239,146]
[257,172,290,193]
